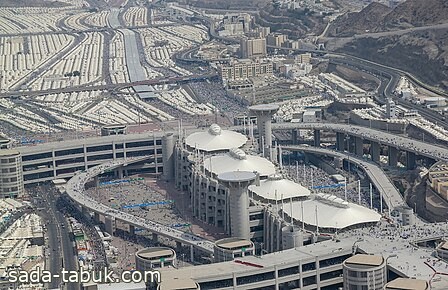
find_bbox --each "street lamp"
[352,238,363,254]
[385,254,398,282]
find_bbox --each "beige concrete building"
[240,37,267,59]
[219,59,273,81]
[0,150,24,198]
[343,254,387,290]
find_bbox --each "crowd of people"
[188,80,247,124]
[282,160,382,212]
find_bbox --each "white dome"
[204,150,276,177]
[185,124,247,152]
[248,175,310,200]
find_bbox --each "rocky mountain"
[329,0,448,37]
[383,0,448,28]
[328,2,392,37]
[328,0,448,90]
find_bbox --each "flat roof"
[136,248,174,260]
[345,254,384,267]
[249,104,279,112]
[385,278,428,290]
[217,171,257,183]
[216,240,252,249]
[0,149,20,157]
[159,278,197,290]
[16,131,171,154]
[440,241,448,250]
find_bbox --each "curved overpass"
[65,157,214,254]
[281,145,405,211]
[272,122,448,161]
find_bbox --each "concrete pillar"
[217,171,256,240]
[249,104,279,159]
[152,233,158,242]
[291,129,298,145]
[388,146,399,167]
[334,157,343,169]
[104,216,115,235]
[190,245,194,263]
[117,168,123,179]
[81,206,89,217]
[176,241,182,251]
[94,176,99,187]
[162,133,175,181]
[370,142,380,163]
[94,212,100,223]
[406,151,416,170]
[313,130,321,147]
[336,132,345,151]
[129,225,135,236]
[354,137,363,157]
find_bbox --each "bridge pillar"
[334,157,343,169]
[176,241,182,252]
[370,142,380,163]
[81,206,89,217]
[406,151,416,170]
[291,129,299,158]
[152,233,158,243]
[354,137,363,157]
[291,129,299,145]
[94,212,100,223]
[94,176,99,187]
[388,146,399,167]
[129,225,135,236]
[116,168,123,179]
[336,132,345,151]
[104,216,116,235]
[190,245,194,263]
[313,130,321,147]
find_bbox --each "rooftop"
[136,248,175,260]
[216,238,253,250]
[185,124,247,152]
[0,149,20,157]
[283,194,381,229]
[344,254,384,267]
[204,149,276,177]
[248,174,310,200]
[385,278,428,290]
[159,277,198,290]
[217,171,257,183]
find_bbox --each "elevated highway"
[281,145,406,211]
[271,122,448,162]
[0,73,217,98]
[65,157,214,255]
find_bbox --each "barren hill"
[329,0,448,36]
[328,2,392,37]
[383,0,448,28]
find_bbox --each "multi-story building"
[266,33,288,47]
[219,59,273,81]
[343,254,387,290]
[0,150,24,198]
[135,247,177,270]
[240,37,267,59]
[8,132,165,185]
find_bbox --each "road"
[30,185,78,290]
[0,73,217,98]
[65,157,215,255]
[269,122,448,161]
